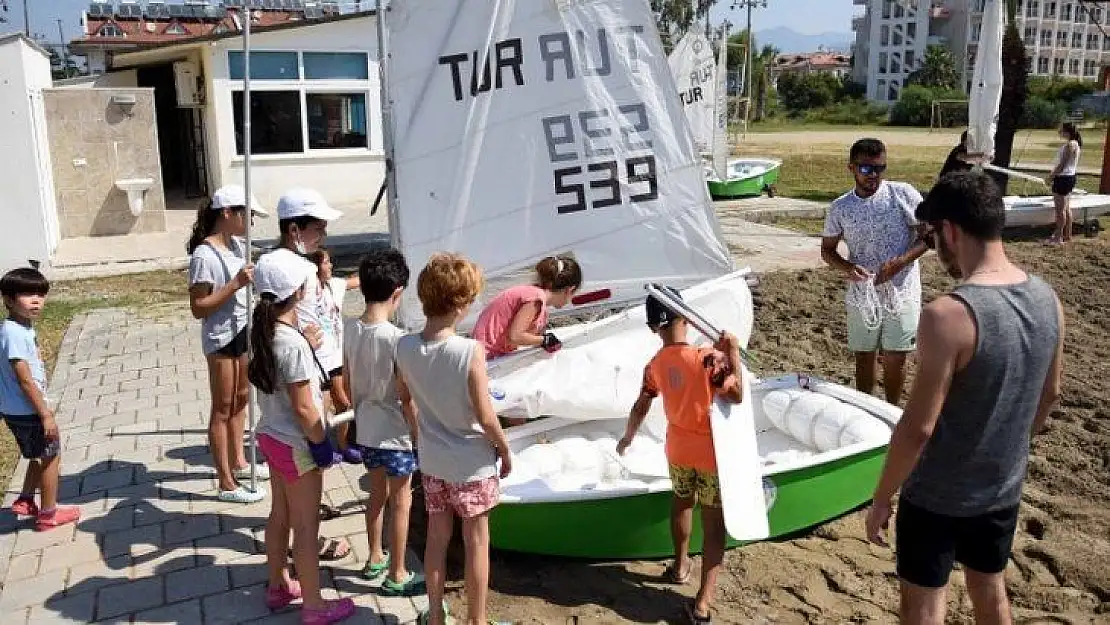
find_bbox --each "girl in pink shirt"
[472,255,582,359]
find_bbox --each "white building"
[69,10,383,213]
[852,0,1110,103]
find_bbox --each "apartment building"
[852,0,1110,103]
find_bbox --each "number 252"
[554,155,658,215]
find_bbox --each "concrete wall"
[0,36,60,273]
[53,70,140,89]
[205,16,384,212]
[44,88,167,238]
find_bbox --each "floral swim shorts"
[668,464,722,507]
[421,474,500,518]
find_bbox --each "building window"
[307,93,369,149]
[891,52,902,74]
[1057,30,1068,45]
[1103,34,1110,50]
[1045,1,1057,18]
[894,2,904,18]
[905,49,915,68]
[232,91,305,155]
[1041,29,1052,45]
[881,25,889,46]
[165,22,187,36]
[972,22,982,43]
[1075,5,1085,22]
[228,51,300,80]
[303,53,369,80]
[1084,59,1097,76]
[1072,31,1083,47]
[1062,3,1072,21]
[1038,57,1050,73]
[882,0,892,19]
[1054,57,1066,73]
[892,29,903,46]
[907,22,916,38]
[1024,26,1035,44]
[1026,0,1039,18]
[1088,33,1099,50]
[96,22,124,37]
[1069,58,1080,74]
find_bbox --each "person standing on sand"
[866,170,1065,625]
[821,138,930,405]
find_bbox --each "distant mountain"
[754,27,854,54]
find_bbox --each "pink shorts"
[422,474,500,518]
[257,433,316,483]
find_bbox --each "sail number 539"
[553,156,658,214]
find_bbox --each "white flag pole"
[241,4,259,494]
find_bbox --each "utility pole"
[22,0,28,37]
[56,19,70,76]
[730,1,767,139]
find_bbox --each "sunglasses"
[855,163,887,176]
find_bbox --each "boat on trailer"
[376,0,899,558]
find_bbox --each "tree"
[652,0,717,52]
[752,44,780,120]
[777,72,841,114]
[990,0,1027,194]
[906,45,959,90]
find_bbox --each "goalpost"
[929,98,969,132]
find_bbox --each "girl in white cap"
[248,251,355,625]
[186,185,269,504]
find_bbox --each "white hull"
[1004,193,1110,227]
[703,157,783,183]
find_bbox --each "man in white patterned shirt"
[821,138,930,405]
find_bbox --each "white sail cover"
[711,31,730,180]
[667,31,716,154]
[967,0,1005,159]
[384,0,733,329]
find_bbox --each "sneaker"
[234,463,271,481]
[266,580,303,610]
[11,497,37,517]
[218,486,266,504]
[36,505,80,531]
[380,571,425,597]
[301,598,355,625]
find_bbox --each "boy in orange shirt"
[617,286,743,625]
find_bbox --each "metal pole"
[22,0,29,37]
[744,2,752,139]
[242,5,259,494]
[56,19,68,75]
[376,0,401,252]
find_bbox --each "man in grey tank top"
[864,171,1065,624]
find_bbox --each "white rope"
[846,277,908,331]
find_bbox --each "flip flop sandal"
[380,570,426,596]
[361,550,391,580]
[417,602,455,625]
[317,536,351,561]
[684,601,712,624]
[663,562,692,584]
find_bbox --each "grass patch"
[0,269,189,489]
[761,217,826,236]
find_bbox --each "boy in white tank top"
[393,253,512,625]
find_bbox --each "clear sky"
[15,0,857,47]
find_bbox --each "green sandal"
[417,602,454,625]
[380,571,426,597]
[361,551,390,580]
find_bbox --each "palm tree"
[753,44,779,121]
[991,0,1027,193]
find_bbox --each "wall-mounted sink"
[115,177,154,217]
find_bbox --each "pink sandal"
[301,598,355,625]
[265,580,303,610]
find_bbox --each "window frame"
[97,21,125,38]
[226,48,375,160]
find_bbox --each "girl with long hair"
[187,185,269,503]
[1045,122,1083,245]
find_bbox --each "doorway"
[137,63,208,208]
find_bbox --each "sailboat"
[376,0,900,558]
[967,0,1110,232]
[668,28,782,199]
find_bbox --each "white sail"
[384,0,733,329]
[711,30,730,180]
[967,0,1005,159]
[667,30,716,154]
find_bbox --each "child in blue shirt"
[0,268,80,531]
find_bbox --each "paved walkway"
[0,307,427,624]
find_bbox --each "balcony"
[927,35,948,46]
[854,0,868,5]
[852,16,866,32]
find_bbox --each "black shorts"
[895,497,1020,588]
[2,414,60,460]
[1052,175,1077,196]
[214,329,248,358]
[328,366,344,379]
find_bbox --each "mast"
[376,0,401,251]
[241,4,260,494]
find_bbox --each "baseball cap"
[254,250,314,302]
[645,284,683,329]
[276,187,343,221]
[211,184,268,217]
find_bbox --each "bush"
[889,85,966,127]
[1019,95,1068,128]
[1027,76,1098,105]
[777,72,842,114]
[803,100,889,125]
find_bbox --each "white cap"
[254,250,314,302]
[275,187,342,221]
[211,184,268,217]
